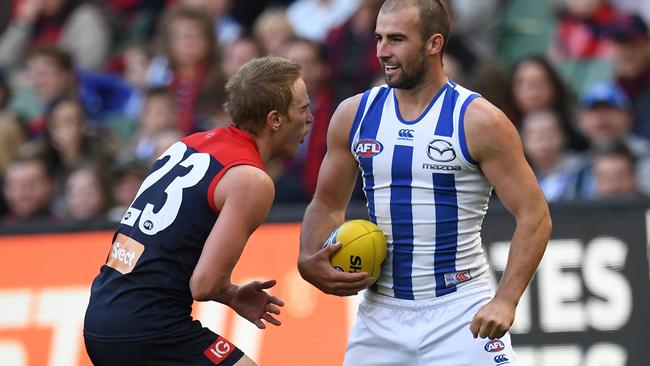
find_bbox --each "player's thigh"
[232,354,257,366]
[419,291,516,365]
[343,301,418,366]
[445,332,516,365]
[150,329,246,366]
[84,338,151,366]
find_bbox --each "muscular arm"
[465,99,552,339]
[190,165,284,329]
[298,94,371,295]
[190,165,275,303]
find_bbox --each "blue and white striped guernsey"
[349,80,493,300]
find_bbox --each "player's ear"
[428,33,444,56]
[266,110,281,131]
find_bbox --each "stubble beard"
[384,53,428,90]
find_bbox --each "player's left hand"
[229,280,285,329]
[469,296,515,339]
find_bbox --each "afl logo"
[355,139,383,157]
[427,139,456,162]
[484,340,505,353]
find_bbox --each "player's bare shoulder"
[327,93,365,143]
[463,97,521,162]
[214,165,275,212]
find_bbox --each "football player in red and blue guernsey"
[84,56,313,366]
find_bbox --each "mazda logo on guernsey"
[427,139,456,162]
[355,139,383,157]
[398,129,414,140]
[484,339,505,353]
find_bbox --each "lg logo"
[210,341,231,358]
[398,129,414,140]
[204,337,235,364]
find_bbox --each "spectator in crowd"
[521,109,584,202]
[64,163,113,221]
[125,87,176,162]
[12,46,137,132]
[578,82,648,154]
[147,5,225,135]
[106,158,149,223]
[221,37,263,79]
[274,37,335,202]
[467,62,517,121]
[0,71,25,175]
[39,96,114,213]
[253,7,295,56]
[325,0,383,103]
[287,0,360,43]
[0,0,112,70]
[607,14,650,139]
[511,55,588,150]
[446,0,502,58]
[108,42,154,125]
[105,0,164,54]
[575,82,650,197]
[0,70,26,216]
[179,0,242,46]
[2,149,55,224]
[551,0,623,60]
[11,47,76,137]
[592,143,644,199]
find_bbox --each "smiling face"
[375,5,431,90]
[274,78,313,158]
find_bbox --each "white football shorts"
[343,280,516,366]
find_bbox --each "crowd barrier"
[0,200,648,366]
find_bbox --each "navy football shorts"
[85,328,245,366]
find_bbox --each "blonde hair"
[224,56,302,134]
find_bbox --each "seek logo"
[204,336,236,364]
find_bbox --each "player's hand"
[469,296,516,339]
[229,280,284,329]
[298,242,370,296]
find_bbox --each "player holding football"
[299,0,551,364]
[84,56,312,366]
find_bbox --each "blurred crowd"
[0,0,648,226]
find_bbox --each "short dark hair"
[224,56,302,134]
[27,46,74,73]
[380,0,451,51]
[593,142,636,165]
[8,145,53,178]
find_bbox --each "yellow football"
[322,219,387,285]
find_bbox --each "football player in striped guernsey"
[299,1,551,364]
